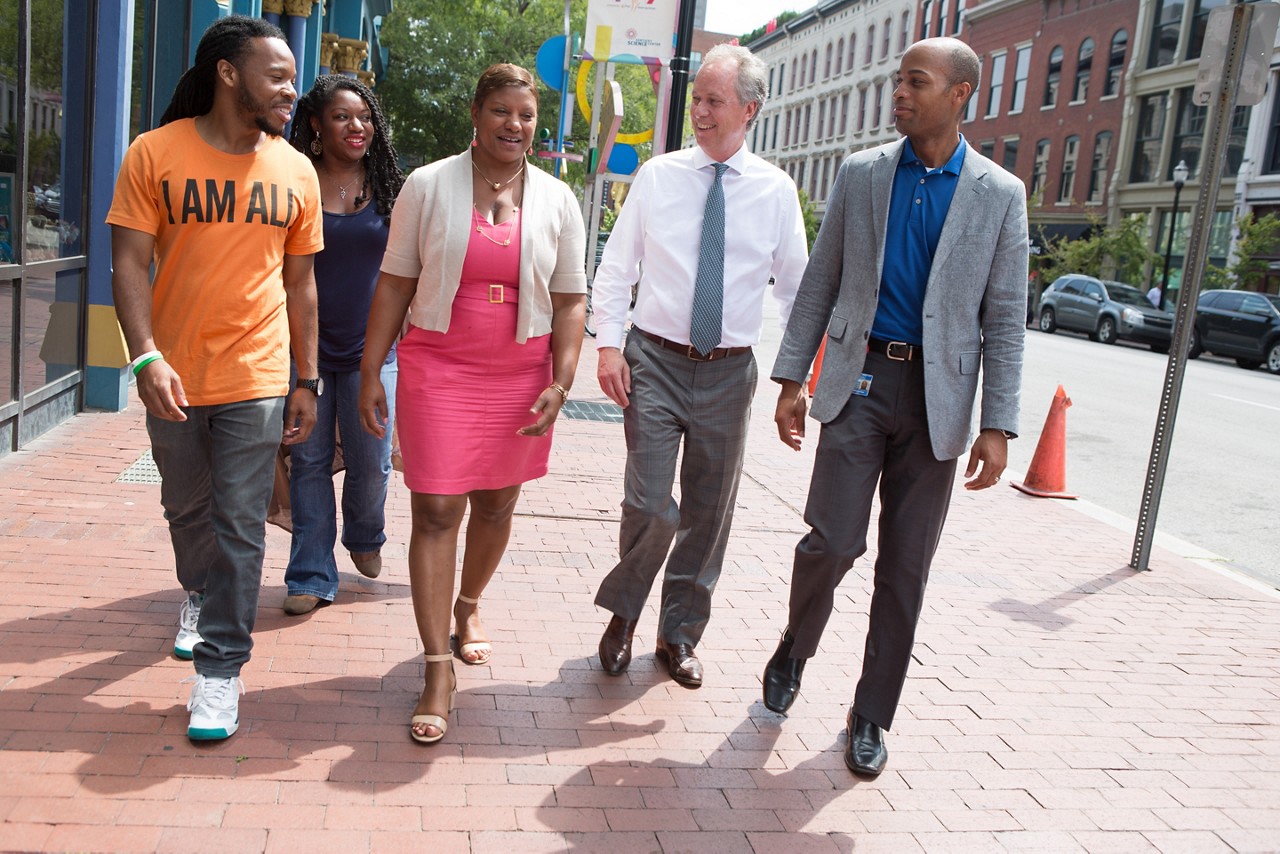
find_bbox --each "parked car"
[1189,289,1280,374]
[1037,274,1176,351]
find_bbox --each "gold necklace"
[472,158,525,191]
[473,208,519,247]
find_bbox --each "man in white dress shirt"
[592,43,809,688]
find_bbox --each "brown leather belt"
[867,337,923,361]
[633,327,751,361]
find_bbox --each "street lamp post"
[1159,160,1191,311]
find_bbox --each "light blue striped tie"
[689,162,729,357]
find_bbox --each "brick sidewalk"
[1,332,1278,853]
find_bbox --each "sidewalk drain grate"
[117,449,162,484]
[560,400,623,423]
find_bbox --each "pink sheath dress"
[396,208,553,494]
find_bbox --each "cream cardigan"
[380,148,587,343]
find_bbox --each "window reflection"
[27,267,81,387]
[0,280,12,403]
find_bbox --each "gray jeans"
[147,397,285,678]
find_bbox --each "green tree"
[797,187,818,250]
[378,0,570,166]
[1223,212,1280,290]
[1040,213,1159,286]
[0,0,65,92]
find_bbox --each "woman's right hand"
[359,373,388,438]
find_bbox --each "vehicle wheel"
[1038,307,1056,333]
[1187,326,1203,359]
[1236,357,1262,370]
[1266,341,1280,374]
[1096,316,1118,345]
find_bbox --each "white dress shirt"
[592,143,809,349]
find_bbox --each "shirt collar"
[693,142,748,175]
[901,134,967,176]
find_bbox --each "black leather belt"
[634,327,751,361]
[867,337,923,361]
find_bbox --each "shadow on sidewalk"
[989,566,1138,631]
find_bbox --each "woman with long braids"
[280,75,406,616]
[358,64,586,744]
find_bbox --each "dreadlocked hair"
[289,74,406,224]
[159,15,286,126]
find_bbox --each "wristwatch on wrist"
[999,429,1016,440]
[297,377,324,396]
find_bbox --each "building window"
[882,17,891,59]
[1089,131,1112,202]
[828,97,837,136]
[825,43,832,79]
[1044,46,1063,107]
[858,88,867,132]
[1148,0,1181,68]
[953,0,966,34]
[1009,45,1031,113]
[1073,39,1094,102]
[1188,0,1227,61]
[821,157,830,199]
[938,0,951,37]
[921,0,932,39]
[835,38,844,75]
[1129,92,1168,183]
[980,140,995,160]
[1031,139,1051,196]
[900,11,910,52]
[1105,30,1128,96]
[872,84,883,129]
[1263,80,1280,173]
[784,111,791,147]
[1002,137,1019,173]
[768,67,775,97]
[986,52,1006,118]
[798,161,805,190]
[848,33,857,71]
[791,58,798,92]
[1058,135,1080,202]
[840,93,850,135]
[809,159,818,197]
[1226,104,1251,177]
[1170,87,1205,178]
[865,25,875,65]
[810,49,818,84]
[772,115,780,149]
[803,104,812,142]
[964,74,979,123]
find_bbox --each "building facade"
[747,0,916,216]
[0,0,390,457]
[961,0,1138,251]
[1229,28,1280,295]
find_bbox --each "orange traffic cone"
[807,339,827,398]
[1011,385,1077,499]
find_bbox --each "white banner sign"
[583,0,678,65]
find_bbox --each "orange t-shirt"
[107,119,324,406]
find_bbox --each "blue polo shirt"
[871,136,967,346]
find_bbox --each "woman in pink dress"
[359,64,587,744]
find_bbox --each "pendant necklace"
[474,208,519,247]
[472,158,525,192]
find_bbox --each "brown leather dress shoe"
[655,637,703,688]
[598,614,638,676]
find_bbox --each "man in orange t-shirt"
[107,16,323,742]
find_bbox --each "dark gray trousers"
[786,351,957,730]
[594,331,757,646]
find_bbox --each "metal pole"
[1159,181,1182,311]
[665,0,697,153]
[1130,2,1251,571]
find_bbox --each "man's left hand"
[283,388,318,445]
[963,429,1008,490]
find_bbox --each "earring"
[310,132,323,157]
[471,127,477,148]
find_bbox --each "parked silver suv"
[1037,274,1175,351]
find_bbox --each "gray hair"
[701,43,768,127]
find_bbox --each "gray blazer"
[772,138,1028,461]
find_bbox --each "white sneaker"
[184,674,244,741]
[174,592,203,660]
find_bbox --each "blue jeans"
[284,361,396,600]
[147,397,286,678]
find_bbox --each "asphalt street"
[1013,325,1279,590]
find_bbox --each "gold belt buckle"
[488,284,504,304]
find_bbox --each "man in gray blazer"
[762,37,1028,778]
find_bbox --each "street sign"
[1193,1,1280,107]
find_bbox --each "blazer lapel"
[871,140,903,280]
[928,154,986,279]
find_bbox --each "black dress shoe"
[654,638,703,687]
[762,628,806,713]
[598,614,638,676]
[844,709,888,777]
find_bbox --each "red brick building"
[955,0,1140,250]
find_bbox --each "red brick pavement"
[1,330,1278,853]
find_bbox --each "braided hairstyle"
[159,15,287,126]
[289,75,406,224]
